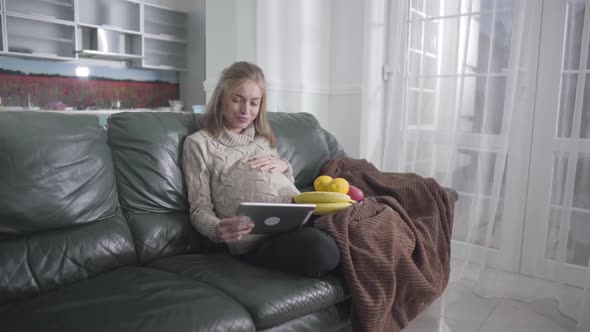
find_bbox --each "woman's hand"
[217,216,255,243]
[249,156,289,173]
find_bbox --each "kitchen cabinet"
[144,4,187,40]
[6,15,76,59]
[141,4,188,71]
[5,0,75,23]
[142,38,186,70]
[3,0,76,60]
[76,0,142,61]
[0,0,189,71]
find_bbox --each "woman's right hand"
[216,216,255,243]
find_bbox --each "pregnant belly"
[213,165,300,218]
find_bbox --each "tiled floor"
[404,280,578,332]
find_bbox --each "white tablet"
[236,202,316,234]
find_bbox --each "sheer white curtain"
[364,0,590,330]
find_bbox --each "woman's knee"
[299,228,341,277]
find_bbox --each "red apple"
[347,185,364,201]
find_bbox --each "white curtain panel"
[371,0,590,329]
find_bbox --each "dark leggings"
[241,226,341,278]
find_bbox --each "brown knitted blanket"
[315,158,454,332]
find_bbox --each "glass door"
[401,0,527,272]
[522,0,590,288]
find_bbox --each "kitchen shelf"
[10,32,73,44]
[76,49,143,60]
[4,11,75,26]
[145,50,184,57]
[40,0,73,7]
[77,22,142,36]
[5,0,74,22]
[3,51,75,61]
[145,18,184,28]
[141,64,187,71]
[143,33,186,43]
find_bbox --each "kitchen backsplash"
[0,58,179,110]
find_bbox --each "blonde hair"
[201,61,277,148]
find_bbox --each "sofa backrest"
[108,111,346,263]
[107,112,204,264]
[267,112,347,189]
[0,112,136,304]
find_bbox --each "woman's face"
[223,80,262,133]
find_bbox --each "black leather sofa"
[0,111,353,332]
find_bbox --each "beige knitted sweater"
[182,125,300,255]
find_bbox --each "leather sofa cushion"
[0,112,136,304]
[149,252,350,330]
[126,212,204,264]
[0,112,120,234]
[107,112,196,214]
[267,112,347,189]
[0,266,255,332]
[0,214,136,305]
[259,301,351,332]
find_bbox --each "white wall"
[257,0,332,126]
[204,0,256,99]
[204,0,365,157]
[327,0,364,157]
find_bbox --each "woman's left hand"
[249,156,288,173]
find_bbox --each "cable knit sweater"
[182,125,300,255]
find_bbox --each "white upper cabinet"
[0,0,189,70]
[144,4,187,41]
[141,38,186,70]
[76,0,143,60]
[141,4,188,71]
[6,15,76,60]
[5,0,75,23]
[78,0,140,33]
[2,0,76,59]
